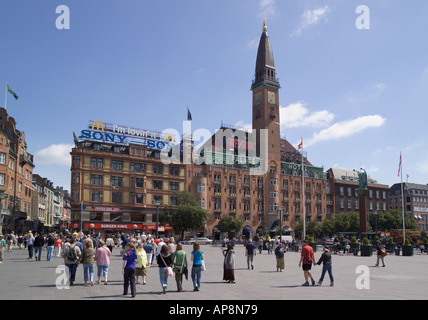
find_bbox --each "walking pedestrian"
[135,242,148,285]
[172,243,188,292]
[245,239,256,269]
[375,242,386,267]
[168,237,176,255]
[122,242,138,298]
[17,234,24,249]
[54,236,63,257]
[274,242,285,272]
[26,232,35,259]
[144,240,154,265]
[81,240,95,286]
[222,243,235,283]
[105,234,114,253]
[316,246,334,286]
[6,232,14,252]
[94,240,111,285]
[299,240,316,286]
[0,235,6,263]
[46,234,55,261]
[61,237,81,286]
[191,242,204,291]
[34,232,45,261]
[158,244,172,294]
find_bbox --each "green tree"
[368,209,419,232]
[216,215,244,239]
[333,211,360,233]
[321,218,336,238]
[160,191,209,240]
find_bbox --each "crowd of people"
[0,229,397,295]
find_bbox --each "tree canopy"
[160,191,209,240]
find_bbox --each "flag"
[398,152,402,177]
[298,139,303,150]
[7,85,18,100]
[187,107,192,121]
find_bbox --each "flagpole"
[301,139,306,240]
[4,83,7,110]
[399,152,406,243]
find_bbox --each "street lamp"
[277,206,284,241]
[153,199,162,239]
[374,210,379,236]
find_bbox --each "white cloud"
[291,5,330,37]
[280,101,335,129]
[35,143,73,166]
[346,83,388,103]
[246,38,259,49]
[305,115,386,147]
[234,120,253,132]
[415,159,428,174]
[259,0,276,18]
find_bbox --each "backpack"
[67,245,78,262]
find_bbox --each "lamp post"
[277,206,283,241]
[153,199,162,239]
[374,210,379,236]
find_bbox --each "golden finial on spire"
[263,18,267,31]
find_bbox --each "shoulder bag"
[160,254,173,276]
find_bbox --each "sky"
[1,0,428,190]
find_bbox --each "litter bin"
[353,248,359,256]
[395,247,400,255]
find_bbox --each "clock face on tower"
[268,91,276,104]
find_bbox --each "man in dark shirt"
[316,246,334,286]
[34,232,45,261]
[245,239,256,269]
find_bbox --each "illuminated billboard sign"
[78,120,176,151]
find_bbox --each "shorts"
[302,263,312,271]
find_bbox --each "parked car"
[195,237,213,245]
[181,238,196,244]
[324,238,334,245]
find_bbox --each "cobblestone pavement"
[1,244,427,301]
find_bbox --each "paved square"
[1,244,427,300]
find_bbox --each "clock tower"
[251,19,281,167]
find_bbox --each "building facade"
[389,183,428,231]
[69,21,330,238]
[326,168,389,217]
[0,108,35,234]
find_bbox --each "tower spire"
[251,19,279,90]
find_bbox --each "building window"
[169,167,179,176]
[110,212,122,222]
[170,196,178,206]
[90,212,103,221]
[153,180,163,190]
[0,174,4,186]
[91,158,103,168]
[135,178,144,188]
[130,162,146,172]
[153,165,163,174]
[199,198,205,209]
[91,174,103,185]
[197,184,205,193]
[91,191,102,202]
[111,160,123,170]
[270,202,278,212]
[112,192,122,203]
[111,176,122,187]
[170,181,179,191]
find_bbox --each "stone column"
[356,189,368,236]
